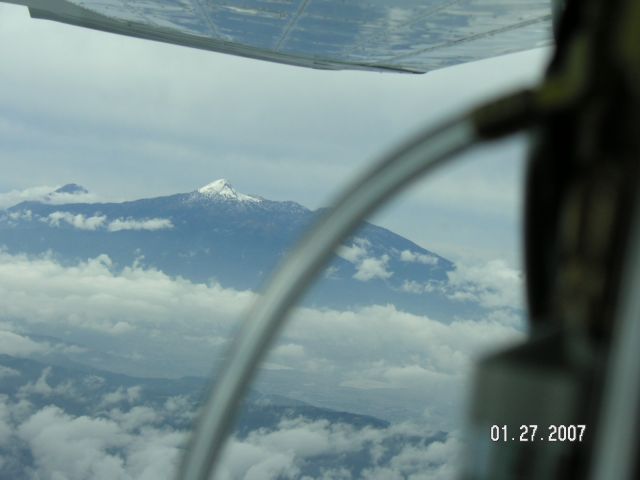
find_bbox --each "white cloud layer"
[400,250,439,266]
[0,185,98,210]
[354,254,393,281]
[9,402,185,480]
[0,248,528,477]
[337,239,394,282]
[0,388,462,480]
[107,218,173,231]
[397,259,523,314]
[8,210,32,221]
[46,211,107,230]
[0,251,523,425]
[336,238,370,264]
[18,367,76,399]
[446,259,523,310]
[0,251,247,336]
[40,212,174,232]
[217,420,462,480]
[0,330,48,357]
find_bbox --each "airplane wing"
[1,0,552,73]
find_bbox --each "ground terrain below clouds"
[0,353,454,480]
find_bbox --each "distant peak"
[54,183,89,195]
[198,178,233,196]
[197,179,260,203]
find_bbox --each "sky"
[0,2,551,265]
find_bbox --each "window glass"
[0,3,549,478]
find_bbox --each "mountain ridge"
[0,181,480,318]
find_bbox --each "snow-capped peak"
[197,179,260,202]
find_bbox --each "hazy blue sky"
[0,3,550,263]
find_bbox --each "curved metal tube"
[179,113,480,480]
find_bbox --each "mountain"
[52,183,89,195]
[0,180,477,318]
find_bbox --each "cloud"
[0,329,87,361]
[0,249,512,478]
[354,254,393,281]
[400,280,439,294]
[400,250,439,266]
[361,432,461,480]
[108,405,162,432]
[0,252,253,380]
[107,218,173,231]
[336,238,370,264]
[0,330,48,357]
[0,386,464,480]
[42,212,173,232]
[45,211,107,230]
[18,367,76,398]
[0,383,200,479]
[0,186,53,209]
[217,419,462,480]
[446,259,523,310]
[0,185,98,210]
[163,396,197,424]
[396,260,523,315]
[0,251,523,425]
[337,239,393,282]
[16,403,184,480]
[0,251,250,337]
[323,265,340,279]
[7,209,32,221]
[47,190,99,205]
[100,386,143,408]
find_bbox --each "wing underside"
[2,0,552,73]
